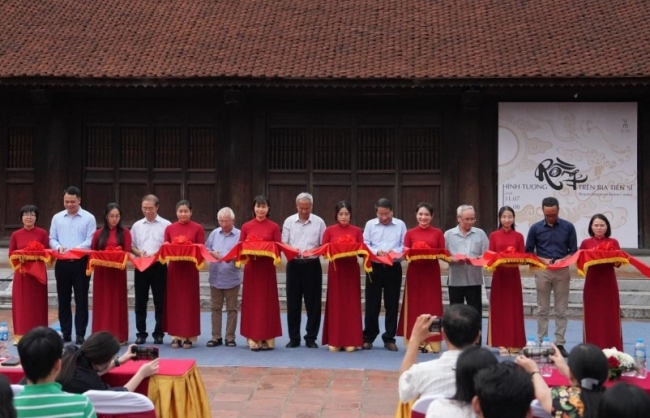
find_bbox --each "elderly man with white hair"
[205,207,242,347]
[444,204,489,337]
[282,192,326,348]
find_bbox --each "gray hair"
[217,207,235,220]
[296,192,313,205]
[456,205,475,216]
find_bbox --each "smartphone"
[428,317,442,333]
[1,357,20,367]
[131,346,159,361]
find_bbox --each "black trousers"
[448,285,483,327]
[286,259,323,343]
[363,262,403,344]
[55,258,90,339]
[134,262,167,338]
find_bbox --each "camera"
[131,346,159,361]
[428,317,442,333]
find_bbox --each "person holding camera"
[515,343,607,418]
[398,304,482,404]
[57,331,159,393]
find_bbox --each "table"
[543,368,650,395]
[0,358,210,418]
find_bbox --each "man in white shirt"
[130,195,171,345]
[282,192,326,348]
[398,304,482,402]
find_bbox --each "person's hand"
[549,343,567,370]
[515,355,539,373]
[541,257,553,266]
[141,250,148,257]
[119,344,137,364]
[411,314,440,344]
[377,250,387,257]
[210,250,221,260]
[137,358,159,378]
[58,246,67,254]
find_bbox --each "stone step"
[2,272,650,318]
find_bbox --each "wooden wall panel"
[400,186,442,229]
[268,185,305,226]
[3,183,35,232]
[312,186,352,226]
[152,184,181,222]
[118,183,149,226]
[83,184,112,226]
[356,186,395,228]
[187,184,217,229]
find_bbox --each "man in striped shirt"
[14,327,96,418]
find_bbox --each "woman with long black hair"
[91,203,131,343]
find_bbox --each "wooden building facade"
[1,1,650,247]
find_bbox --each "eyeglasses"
[218,219,233,223]
[142,207,157,212]
[377,210,392,218]
[460,218,476,222]
[22,214,36,218]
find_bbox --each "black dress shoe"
[153,336,164,345]
[556,345,569,357]
[306,341,319,349]
[135,336,147,345]
[384,342,398,352]
[286,341,300,348]
[63,335,72,343]
[75,335,85,345]
[362,342,373,350]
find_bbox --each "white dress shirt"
[398,350,462,403]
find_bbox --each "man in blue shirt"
[525,197,577,357]
[205,207,242,347]
[49,186,96,345]
[363,198,407,352]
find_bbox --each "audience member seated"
[57,331,159,393]
[398,304,482,402]
[83,390,155,415]
[598,382,650,418]
[12,326,96,418]
[472,362,534,418]
[426,345,498,418]
[516,343,607,418]
[0,374,17,418]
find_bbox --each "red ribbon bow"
[171,235,192,245]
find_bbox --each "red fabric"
[579,237,623,350]
[239,218,283,340]
[0,364,24,383]
[221,240,298,266]
[129,255,157,272]
[48,248,91,260]
[543,368,650,395]
[162,222,205,338]
[397,226,445,342]
[87,248,129,275]
[8,228,50,337]
[321,224,364,347]
[103,358,196,391]
[91,228,131,343]
[487,229,527,348]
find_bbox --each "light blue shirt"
[205,227,242,289]
[363,217,407,257]
[444,225,488,286]
[49,207,96,251]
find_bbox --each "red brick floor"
[1,309,399,417]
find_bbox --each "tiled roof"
[1,0,649,85]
